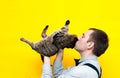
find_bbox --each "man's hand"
[55,49,64,62]
[44,56,50,64]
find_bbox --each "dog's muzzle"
[65,35,78,48]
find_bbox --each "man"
[41,28,109,78]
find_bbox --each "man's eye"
[82,34,85,38]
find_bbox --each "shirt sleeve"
[53,61,65,78]
[41,63,52,78]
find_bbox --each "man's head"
[74,28,109,57]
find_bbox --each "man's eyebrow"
[83,33,85,36]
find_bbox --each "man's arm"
[41,56,52,78]
[55,49,64,61]
[53,49,65,78]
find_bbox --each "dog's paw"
[20,38,25,41]
[65,20,70,25]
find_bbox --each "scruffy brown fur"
[20,20,78,58]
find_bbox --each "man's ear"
[87,41,94,50]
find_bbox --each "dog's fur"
[20,20,78,58]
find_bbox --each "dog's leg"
[41,25,49,38]
[20,38,35,49]
[61,20,70,32]
[41,25,49,63]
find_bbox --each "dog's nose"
[71,37,78,48]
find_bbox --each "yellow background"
[0,0,120,78]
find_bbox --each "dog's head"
[53,31,78,49]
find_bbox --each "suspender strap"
[99,67,102,78]
[84,63,102,78]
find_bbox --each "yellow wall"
[0,0,120,78]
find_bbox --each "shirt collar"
[79,55,97,63]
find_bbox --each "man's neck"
[80,51,95,58]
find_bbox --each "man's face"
[74,30,94,52]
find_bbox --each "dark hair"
[88,28,109,57]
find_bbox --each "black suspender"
[74,59,102,78]
[83,63,102,78]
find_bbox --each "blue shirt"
[42,55,101,78]
[41,63,52,78]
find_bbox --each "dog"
[20,20,78,61]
